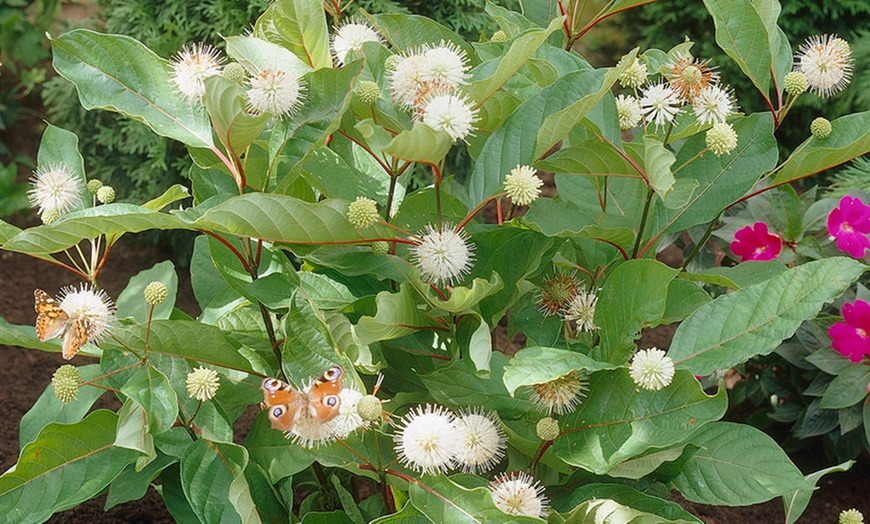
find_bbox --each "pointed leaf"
[819,365,870,409]
[204,75,270,156]
[356,284,439,346]
[551,498,697,524]
[552,483,700,523]
[181,439,260,523]
[51,30,214,148]
[783,460,853,524]
[36,124,89,211]
[409,476,540,524]
[382,123,454,166]
[253,0,331,70]
[502,346,617,396]
[644,137,676,203]
[120,364,179,434]
[367,13,474,58]
[669,258,866,376]
[116,260,178,322]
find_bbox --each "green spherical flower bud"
[811,117,832,139]
[144,281,168,306]
[784,71,808,97]
[371,241,390,256]
[186,366,220,401]
[41,208,61,225]
[86,179,103,195]
[357,394,383,421]
[355,81,381,105]
[347,196,379,228]
[96,186,115,204]
[706,122,738,156]
[221,62,246,84]
[491,30,508,43]
[839,509,864,524]
[52,365,81,403]
[536,416,560,441]
[384,54,401,72]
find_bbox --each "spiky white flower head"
[58,284,116,344]
[489,472,549,518]
[615,94,642,130]
[325,388,365,439]
[186,366,220,401]
[692,84,736,126]
[562,288,599,332]
[411,224,475,287]
[795,34,853,98]
[393,404,459,474]
[169,43,223,103]
[629,348,675,391]
[290,413,336,448]
[639,82,681,129]
[617,56,648,89]
[52,365,81,403]
[706,122,738,156]
[452,407,506,474]
[421,92,478,142]
[420,41,469,90]
[530,370,588,415]
[390,52,426,109]
[347,196,380,228]
[504,165,543,206]
[332,19,383,66]
[246,68,306,117]
[784,71,808,97]
[811,117,832,139]
[28,163,82,218]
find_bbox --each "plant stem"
[681,212,722,270]
[631,188,654,258]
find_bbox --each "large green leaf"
[669,258,866,376]
[367,13,474,58]
[245,415,314,483]
[203,75,270,158]
[553,483,700,523]
[355,283,440,346]
[409,476,540,524]
[502,346,617,396]
[36,124,89,211]
[771,111,870,185]
[783,460,853,524]
[0,316,73,355]
[667,422,811,505]
[382,123,454,166]
[0,411,138,523]
[553,370,727,474]
[551,497,698,524]
[120,364,179,435]
[115,260,178,323]
[181,439,260,523]
[51,29,214,149]
[225,35,312,79]
[594,260,679,364]
[820,365,870,409]
[253,0,331,70]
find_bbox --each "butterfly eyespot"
[271,406,284,417]
[324,366,343,380]
[325,395,339,407]
[263,378,281,391]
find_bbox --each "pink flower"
[829,300,870,363]
[730,222,782,261]
[827,195,870,258]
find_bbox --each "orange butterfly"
[260,366,344,432]
[34,289,91,360]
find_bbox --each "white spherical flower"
[186,366,220,401]
[706,122,738,156]
[795,34,853,98]
[617,57,648,89]
[331,19,383,66]
[692,84,736,126]
[325,388,365,439]
[169,43,223,103]
[614,94,642,130]
[58,284,116,345]
[28,163,82,217]
[246,68,306,117]
[393,404,459,474]
[389,52,426,109]
[640,82,681,129]
[420,41,469,90]
[421,92,478,142]
[504,165,543,206]
[290,414,335,448]
[411,224,475,287]
[489,472,549,518]
[629,348,675,391]
[530,370,587,415]
[452,408,506,474]
[562,288,599,332]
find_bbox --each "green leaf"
[551,497,698,524]
[534,139,639,177]
[783,460,853,524]
[644,137,676,203]
[819,365,870,409]
[0,411,138,523]
[595,260,679,364]
[502,346,617,396]
[280,297,349,385]
[181,439,260,523]
[142,184,191,211]
[367,12,474,58]
[253,0,331,70]
[356,283,440,346]
[245,414,314,482]
[204,75,270,157]
[116,260,178,322]
[409,475,541,524]
[553,370,727,474]
[423,273,503,313]
[383,123,454,166]
[36,124,89,211]
[553,483,700,523]
[115,399,156,463]
[105,452,176,510]
[669,258,866,376]
[120,364,179,434]
[0,316,71,355]
[225,35,312,79]
[51,30,214,148]
[19,364,106,448]
[679,260,787,289]
[772,111,870,185]
[668,422,811,505]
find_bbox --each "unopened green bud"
[222,62,246,84]
[784,71,807,97]
[536,416,560,441]
[491,30,508,43]
[86,179,103,195]
[347,196,379,228]
[839,509,864,524]
[41,209,61,225]
[357,394,382,421]
[384,54,401,72]
[811,117,832,139]
[371,241,390,256]
[52,365,81,403]
[97,186,115,204]
[144,281,168,306]
[356,81,380,105]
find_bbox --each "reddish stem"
[199,230,251,273]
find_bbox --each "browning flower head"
[530,370,588,415]
[665,55,718,102]
[537,272,580,317]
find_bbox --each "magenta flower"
[829,300,870,363]
[730,222,782,261]
[827,195,870,258]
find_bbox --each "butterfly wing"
[261,378,305,432]
[34,289,69,342]
[62,317,91,360]
[306,365,344,423]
